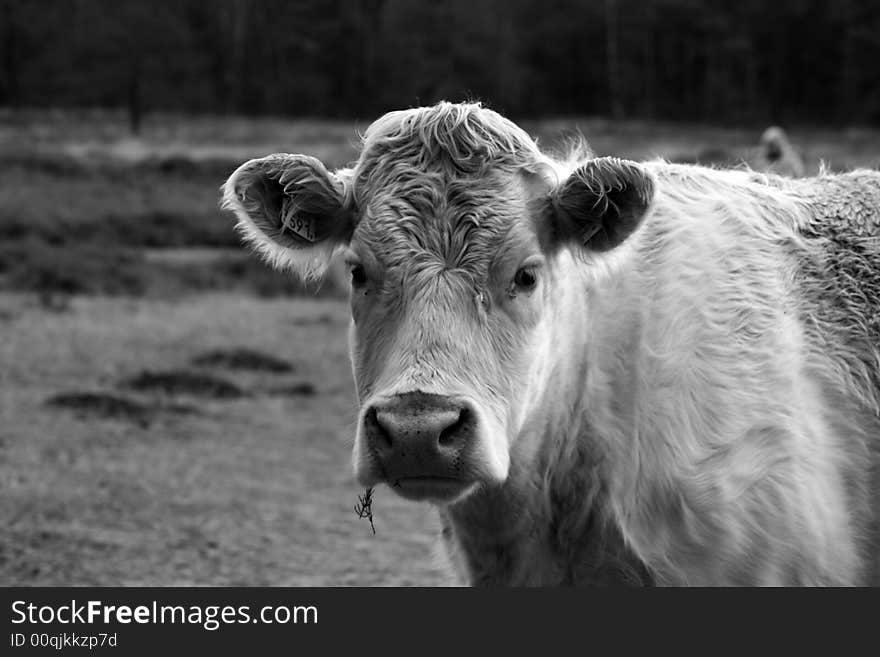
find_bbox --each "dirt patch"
[268,382,317,397]
[122,370,247,398]
[191,348,293,373]
[44,391,196,424]
[291,313,338,325]
[46,392,150,418]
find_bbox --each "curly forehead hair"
[354,102,544,193]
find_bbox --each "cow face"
[223,105,653,505]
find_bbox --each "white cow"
[223,102,880,586]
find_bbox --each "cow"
[755,126,805,177]
[222,102,880,586]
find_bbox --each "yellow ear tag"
[280,196,318,242]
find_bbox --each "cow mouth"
[388,476,476,503]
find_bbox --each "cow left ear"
[550,157,654,252]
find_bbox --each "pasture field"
[1,111,878,585]
[0,292,449,585]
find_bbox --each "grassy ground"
[0,110,877,586]
[0,292,449,586]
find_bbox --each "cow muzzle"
[357,391,481,502]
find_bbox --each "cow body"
[443,164,880,586]
[223,103,880,586]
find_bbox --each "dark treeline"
[2,0,879,129]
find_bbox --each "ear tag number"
[281,198,318,242]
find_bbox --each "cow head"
[222,103,654,505]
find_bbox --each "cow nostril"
[367,407,393,451]
[438,408,470,447]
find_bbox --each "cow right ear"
[221,154,354,279]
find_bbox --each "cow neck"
[439,407,651,586]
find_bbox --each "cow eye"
[350,263,367,287]
[513,267,537,291]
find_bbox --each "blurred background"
[1,0,879,586]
